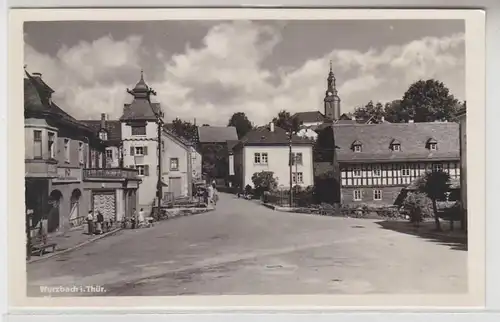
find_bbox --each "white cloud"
[24,22,465,126]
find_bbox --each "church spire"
[324,61,341,121]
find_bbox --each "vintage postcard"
[8,8,485,309]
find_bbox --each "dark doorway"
[48,190,63,233]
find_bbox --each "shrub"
[251,171,278,197]
[402,191,433,223]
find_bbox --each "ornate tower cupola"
[324,61,341,121]
[120,69,163,122]
[127,69,157,101]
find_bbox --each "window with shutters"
[33,130,42,158]
[131,125,146,136]
[131,146,148,156]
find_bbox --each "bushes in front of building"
[339,204,404,219]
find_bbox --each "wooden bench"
[30,235,57,257]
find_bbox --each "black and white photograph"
[8,8,485,307]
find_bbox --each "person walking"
[212,183,219,206]
[95,211,104,234]
[138,208,145,227]
[86,210,94,235]
[207,183,214,205]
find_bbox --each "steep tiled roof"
[198,126,238,143]
[162,125,193,147]
[24,72,96,133]
[333,122,459,163]
[79,120,122,142]
[293,111,326,123]
[238,125,314,147]
[120,101,161,122]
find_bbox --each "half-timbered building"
[334,121,460,205]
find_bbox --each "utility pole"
[156,115,162,218]
[288,131,293,207]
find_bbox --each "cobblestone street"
[27,193,467,296]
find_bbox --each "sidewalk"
[28,225,122,264]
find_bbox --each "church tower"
[324,61,341,120]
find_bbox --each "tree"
[416,170,451,231]
[272,110,301,133]
[171,118,198,142]
[200,143,228,181]
[399,79,459,122]
[228,112,253,139]
[353,101,385,123]
[251,171,277,197]
[384,100,403,123]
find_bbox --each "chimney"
[270,122,275,132]
[101,113,106,129]
[32,72,42,78]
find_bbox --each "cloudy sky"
[24,19,465,126]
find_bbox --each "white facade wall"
[191,147,203,182]
[121,121,159,208]
[161,134,190,197]
[242,145,314,189]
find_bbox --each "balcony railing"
[83,168,139,180]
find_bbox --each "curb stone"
[27,228,123,264]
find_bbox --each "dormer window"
[426,138,438,151]
[99,130,108,141]
[351,140,362,152]
[390,139,401,152]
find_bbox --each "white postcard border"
[5,6,487,313]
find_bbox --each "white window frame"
[373,189,382,201]
[261,153,268,164]
[353,167,362,177]
[33,130,43,159]
[135,165,146,176]
[47,132,56,159]
[99,131,108,141]
[353,144,362,152]
[105,149,113,160]
[292,172,304,184]
[391,144,401,151]
[134,146,145,156]
[254,153,261,164]
[78,142,84,164]
[429,143,437,151]
[64,139,70,163]
[401,165,411,176]
[353,190,362,201]
[372,165,381,177]
[170,157,179,171]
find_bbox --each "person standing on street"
[131,208,137,229]
[212,183,219,206]
[86,210,94,235]
[207,184,214,205]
